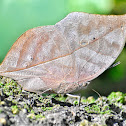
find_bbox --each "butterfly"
[0,12,126,94]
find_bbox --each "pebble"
[0,118,6,125]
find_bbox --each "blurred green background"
[0,0,126,97]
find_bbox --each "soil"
[0,76,126,126]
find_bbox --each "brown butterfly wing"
[0,25,73,93]
[55,12,126,83]
[0,12,126,93]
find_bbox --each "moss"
[30,109,35,114]
[107,92,126,104]
[35,114,45,119]
[85,104,101,114]
[0,77,22,96]
[84,98,113,115]
[23,104,33,113]
[11,105,19,114]
[55,94,67,102]
[100,105,112,114]
[24,104,29,109]
[11,100,18,105]
[81,96,95,104]
[38,97,44,102]
[0,83,4,87]
[50,93,57,98]
[41,106,53,111]
[73,100,79,105]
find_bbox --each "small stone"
[0,117,6,125]
[80,119,89,126]
[22,108,28,114]
[27,113,35,119]
[0,101,5,105]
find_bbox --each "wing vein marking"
[55,27,76,82]
[2,24,123,73]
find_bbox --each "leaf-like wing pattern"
[0,12,126,93]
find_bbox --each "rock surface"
[0,76,126,126]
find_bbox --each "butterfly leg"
[36,88,53,95]
[66,93,81,106]
[65,81,91,105]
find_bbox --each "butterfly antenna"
[108,61,120,69]
[92,89,101,98]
